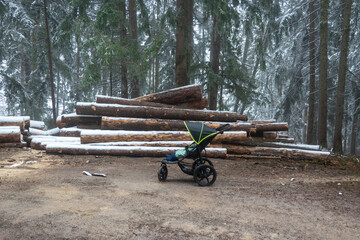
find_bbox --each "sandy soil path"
[0,148,359,239]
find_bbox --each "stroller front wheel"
[158,164,168,182]
[193,164,217,186]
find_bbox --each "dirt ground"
[0,148,359,240]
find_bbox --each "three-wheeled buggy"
[157,122,231,186]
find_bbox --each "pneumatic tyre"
[158,164,168,182]
[193,164,216,186]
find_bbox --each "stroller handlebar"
[216,124,232,134]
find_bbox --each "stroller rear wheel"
[158,164,168,182]
[193,164,217,186]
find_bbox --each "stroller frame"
[158,123,231,186]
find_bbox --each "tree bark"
[350,112,358,155]
[129,0,140,98]
[97,95,176,108]
[254,122,288,132]
[174,97,209,109]
[208,12,221,110]
[80,129,246,144]
[307,0,316,144]
[225,145,330,160]
[0,126,22,143]
[333,0,353,153]
[119,0,128,98]
[58,114,102,129]
[76,102,248,122]
[43,0,57,126]
[46,144,227,158]
[175,0,194,87]
[101,117,254,131]
[134,84,202,104]
[317,0,329,148]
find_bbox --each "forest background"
[0,0,359,155]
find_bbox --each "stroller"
[157,122,231,186]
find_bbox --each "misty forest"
[0,0,359,155]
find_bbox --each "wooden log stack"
[48,84,331,160]
[0,116,30,148]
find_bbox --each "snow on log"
[46,144,228,158]
[80,129,247,144]
[0,116,30,131]
[59,127,83,137]
[133,84,202,104]
[30,120,46,130]
[57,113,102,129]
[30,136,81,150]
[76,102,248,122]
[101,117,254,131]
[226,145,331,160]
[88,141,193,147]
[0,126,22,143]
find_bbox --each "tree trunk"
[175,0,194,87]
[134,84,202,104]
[76,102,248,122]
[46,144,227,158]
[350,112,358,155]
[208,13,221,110]
[119,0,128,98]
[307,0,316,145]
[333,0,353,153]
[317,0,329,148]
[43,0,57,126]
[101,116,254,131]
[129,0,140,98]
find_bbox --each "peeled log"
[77,102,248,122]
[80,130,247,144]
[133,84,202,104]
[46,144,228,158]
[0,126,21,143]
[101,117,254,131]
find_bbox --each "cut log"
[57,113,102,129]
[46,144,228,158]
[30,136,81,150]
[0,126,22,143]
[133,84,202,104]
[30,120,46,130]
[0,141,27,148]
[249,120,276,124]
[0,116,30,132]
[80,129,247,144]
[101,117,254,131]
[174,97,209,109]
[225,145,331,160]
[255,122,288,132]
[96,95,176,108]
[77,103,248,122]
[59,127,83,137]
[263,131,278,139]
[88,141,193,147]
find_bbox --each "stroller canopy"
[184,122,218,145]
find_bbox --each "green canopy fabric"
[184,122,218,145]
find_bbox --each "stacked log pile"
[0,116,29,148]
[40,84,331,160]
